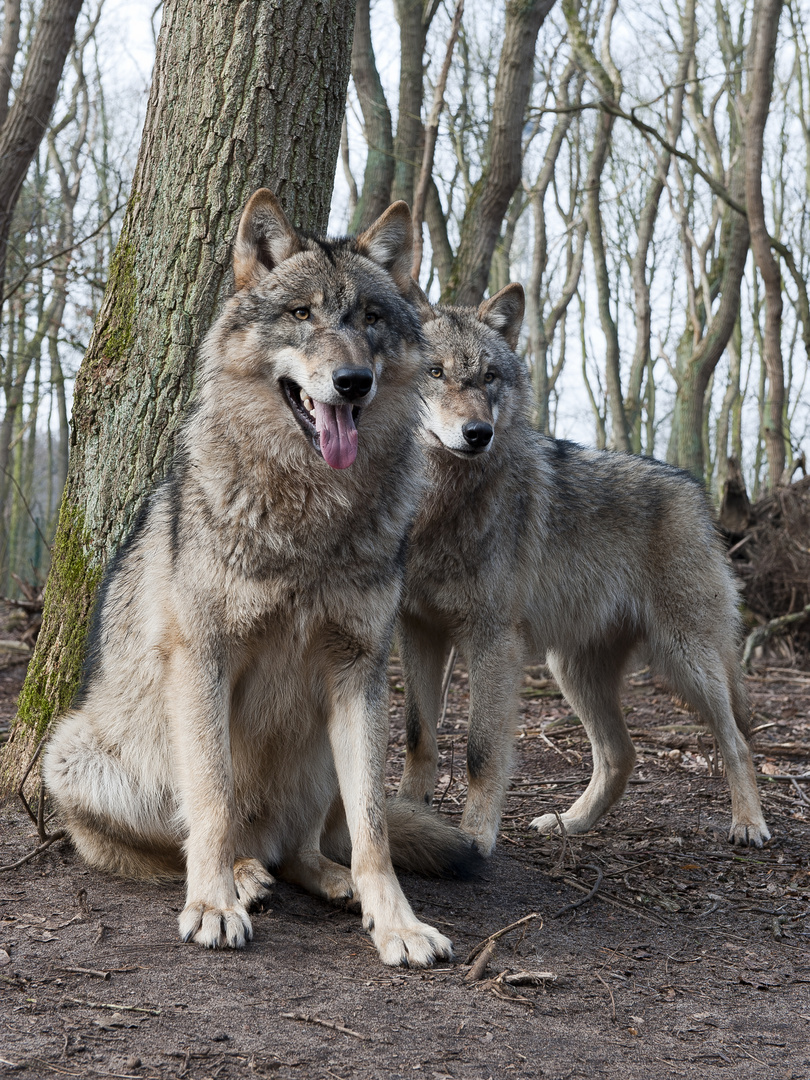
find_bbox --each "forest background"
[0,0,806,601]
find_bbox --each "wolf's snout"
[462,421,493,449]
[333,367,374,401]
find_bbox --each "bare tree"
[0,0,85,304]
[744,0,785,487]
[443,0,557,305]
[349,0,395,231]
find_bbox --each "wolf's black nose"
[462,421,493,448]
[333,367,374,400]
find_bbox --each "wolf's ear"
[478,283,525,350]
[356,202,413,293]
[406,279,436,323]
[233,189,302,290]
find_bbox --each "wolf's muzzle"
[333,367,374,401]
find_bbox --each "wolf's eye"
[292,307,310,321]
[365,310,379,325]
[484,371,496,383]
[429,367,443,379]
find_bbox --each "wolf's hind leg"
[658,646,769,847]
[530,645,636,836]
[279,851,355,903]
[398,615,449,806]
[460,630,524,855]
[233,858,275,911]
[42,712,183,878]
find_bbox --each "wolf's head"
[210,189,422,470]
[416,284,526,458]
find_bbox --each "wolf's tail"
[322,797,485,879]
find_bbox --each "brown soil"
[1,655,809,1080]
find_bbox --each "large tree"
[5,0,356,789]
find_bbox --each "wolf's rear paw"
[234,858,275,912]
[370,921,453,968]
[459,821,496,858]
[529,811,588,835]
[398,774,434,806]
[728,819,770,848]
[178,901,253,949]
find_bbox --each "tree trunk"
[349,0,395,231]
[412,0,464,279]
[5,0,356,790]
[674,161,750,482]
[625,0,694,451]
[391,0,431,205]
[0,0,84,303]
[560,0,628,449]
[0,0,21,128]
[745,0,785,489]
[443,0,556,305]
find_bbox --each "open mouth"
[281,379,361,470]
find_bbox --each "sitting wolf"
[398,283,768,856]
[44,190,472,967]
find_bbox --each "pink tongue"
[313,400,358,469]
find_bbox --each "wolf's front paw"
[178,901,253,949]
[368,919,453,968]
[728,818,770,848]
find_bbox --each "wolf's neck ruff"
[313,399,358,469]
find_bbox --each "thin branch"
[2,190,125,303]
[530,100,747,216]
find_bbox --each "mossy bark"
[3,0,356,792]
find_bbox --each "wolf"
[397,283,769,856]
[43,190,473,967]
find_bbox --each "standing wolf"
[43,190,464,967]
[398,284,769,856]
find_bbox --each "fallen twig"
[56,967,111,980]
[552,864,604,918]
[0,640,31,654]
[759,773,810,805]
[464,939,496,981]
[482,970,535,1005]
[464,912,541,965]
[503,970,557,986]
[559,875,668,925]
[281,1011,369,1041]
[65,998,161,1015]
[595,971,616,1022]
[0,830,66,872]
[550,811,570,875]
[743,605,810,670]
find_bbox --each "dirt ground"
[1,651,809,1080]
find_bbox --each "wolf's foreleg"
[327,652,453,968]
[397,614,448,805]
[168,645,252,949]
[460,630,524,855]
